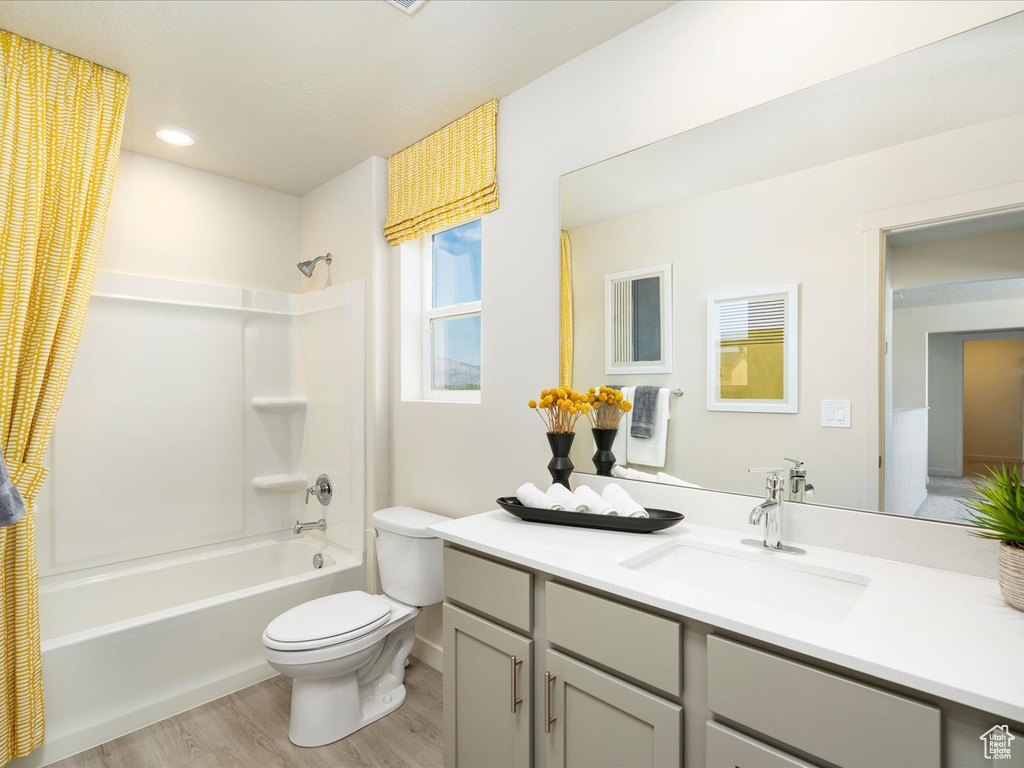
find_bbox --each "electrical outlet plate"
[821,400,852,428]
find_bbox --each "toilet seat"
[264,591,392,651]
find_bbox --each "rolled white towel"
[547,483,589,513]
[574,485,618,516]
[602,483,649,518]
[655,472,702,489]
[516,482,563,510]
[611,465,658,483]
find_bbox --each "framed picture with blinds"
[707,284,798,413]
[604,263,673,375]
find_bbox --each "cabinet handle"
[509,655,523,713]
[544,671,557,733]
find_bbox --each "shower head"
[297,253,332,278]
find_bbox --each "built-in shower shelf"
[252,474,307,493]
[251,396,308,413]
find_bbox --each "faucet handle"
[748,467,784,475]
[783,457,805,468]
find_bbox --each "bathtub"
[13,534,362,767]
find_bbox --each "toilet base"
[288,679,409,747]
[283,612,418,747]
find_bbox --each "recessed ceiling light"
[153,125,196,147]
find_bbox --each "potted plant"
[528,388,591,488]
[585,386,632,476]
[966,464,1024,612]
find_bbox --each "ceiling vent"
[386,0,427,15]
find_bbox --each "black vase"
[591,428,617,476]
[546,432,575,488]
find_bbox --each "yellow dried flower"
[528,400,537,408]
[598,393,608,402]
[621,401,633,412]
[588,387,596,394]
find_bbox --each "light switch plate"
[821,400,852,428]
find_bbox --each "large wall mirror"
[560,13,1024,524]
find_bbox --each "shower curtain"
[0,30,128,763]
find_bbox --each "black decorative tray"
[496,497,684,534]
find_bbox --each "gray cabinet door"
[443,603,532,767]
[544,649,682,768]
[705,722,818,768]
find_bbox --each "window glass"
[431,315,481,391]
[432,220,482,308]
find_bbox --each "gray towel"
[630,386,661,438]
[0,446,26,527]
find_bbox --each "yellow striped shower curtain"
[0,30,128,763]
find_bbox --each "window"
[401,219,482,402]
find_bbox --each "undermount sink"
[621,540,870,624]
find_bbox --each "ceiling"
[561,12,1024,229]
[0,0,674,196]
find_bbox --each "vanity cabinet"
[544,649,682,768]
[443,603,532,767]
[441,543,1017,768]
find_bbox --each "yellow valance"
[384,99,499,246]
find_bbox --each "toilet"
[262,506,449,747]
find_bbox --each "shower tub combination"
[15,534,361,768]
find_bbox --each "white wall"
[100,152,300,291]
[298,157,392,581]
[892,227,1024,289]
[894,296,1024,412]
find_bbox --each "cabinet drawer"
[546,582,681,696]
[444,548,533,633]
[707,636,940,768]
[706,722,816,768]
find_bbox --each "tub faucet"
[744,468,805,555]
[294,518,327,534]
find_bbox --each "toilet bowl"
[262,507,448,747]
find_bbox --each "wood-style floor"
[52,660,443,768]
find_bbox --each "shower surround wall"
[36,272,367,575]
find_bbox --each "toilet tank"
[372,507,450,607]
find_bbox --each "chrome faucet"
[744,468,805,555]
[295,473,332,535]
[294,518,326,534]
[784,457,814,502]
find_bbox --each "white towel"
[547,483,589,513]
[602,483,649,518]
[574,485,617,515]
[516,483,563,510]
[612,466,658,482]
[655,472,702,489]
[612,465,639,480]
[626,387,670,468]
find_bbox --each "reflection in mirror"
[606,264,672,374]
[559,14,1024,523]
[886,213,1024,524]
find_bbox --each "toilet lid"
[264,591,392,651]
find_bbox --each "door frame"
[862,179,1024,511]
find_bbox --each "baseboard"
[929,468,960,478]
[964,454,1022,466]
[411,634,443,672]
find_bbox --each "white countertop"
[430,509,1024,724]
